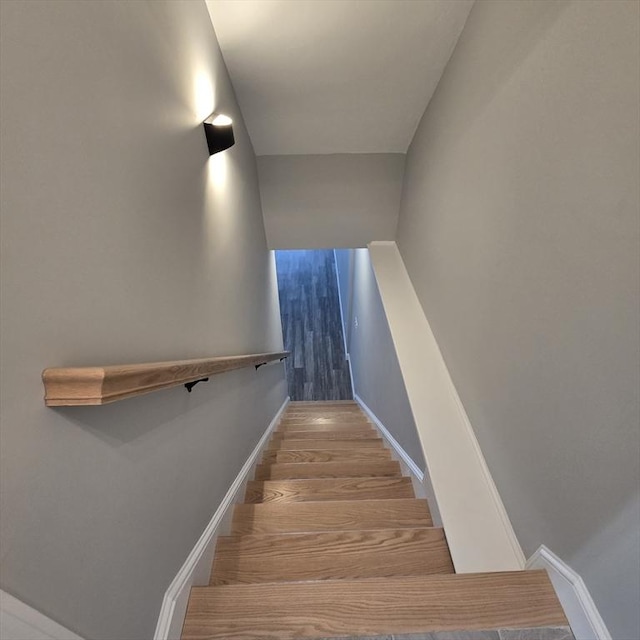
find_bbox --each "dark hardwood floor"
[275,250,352,401]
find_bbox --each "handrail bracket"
[184,378,209,393]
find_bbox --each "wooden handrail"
[42,351,289,406]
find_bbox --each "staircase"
[181,401,570,639]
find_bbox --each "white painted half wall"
[346,249,426,473]
[368,241,525,573]
[257,153,405,249]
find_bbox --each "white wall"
[395,1,639,637]
[0,2,286,639]
[258,153,405,249]
[345,249,426,471]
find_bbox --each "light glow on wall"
[193,70,215,124]
[207,151,228,191]
[202,149,233,255]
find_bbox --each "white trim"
[333,249,349,357]
[368,241,524,572]
[346,352,355,399]
[334,249,356,397]
[526,546,612,640]
[445,366,526,568]
[0,591,84,640]
[153,397,290,640]
[353,393,444,525]
[354,393,423,482]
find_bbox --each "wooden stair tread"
[210,528,454,585]
[182,571,567,639]
[254,460,402,480]
[261,448,393,463]
[272,430,377,441]
[245,477,414,503]
[283,410,366,414]
[280,411,369,422]
[288,401,358,406]
[267,438,384,450]
[282,416,368,422]
[276,424,375,434]
[281,417,369,424]
[231,498,432,534]
[183,400,568,638]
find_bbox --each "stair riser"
[267,439,384,451]
[261,449,393,463]
[281,417,369,424]
[231,499,432,535]
[254,461,402,480]
[211,529,454,585]
[272,431,377,440]
[245,477,414,503]
[277,424,373,432]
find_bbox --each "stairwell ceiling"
[205,0,474,155]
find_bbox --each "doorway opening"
[275,249,352,401]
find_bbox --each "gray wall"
[334,249,354,353]
[395,1,639,637]
[0,2,286,639]
[258,153,405,249]
[346,249,426,471]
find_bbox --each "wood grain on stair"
[182,400,568,640]
[254,460,402,480]
[210,528,454,585]
[245,477,414,503]
[281,417,368,423]
[231,498,433,535]
[277,423,374,433]
[261,448,393,463]
[267,438,384,451]
[288,401,358,407]
[284,409,360,415]
[279,423,373,431]
[272,430,377,441]
[282,412,369,418]
[183,571,567,639]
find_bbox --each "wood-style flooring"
[181,402,569,640]
[275,250,352,401]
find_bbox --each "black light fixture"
[203,112,235,155]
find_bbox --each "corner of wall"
[526,546,612,640]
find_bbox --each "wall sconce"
[203,113,235,155]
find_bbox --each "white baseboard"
[353,394,448,526]
[333,248,350,358]
[0,591,84,640]
[153,397,290,640]
[346,353,355,398]
[354,393,424,483]
[526,545,612,640]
